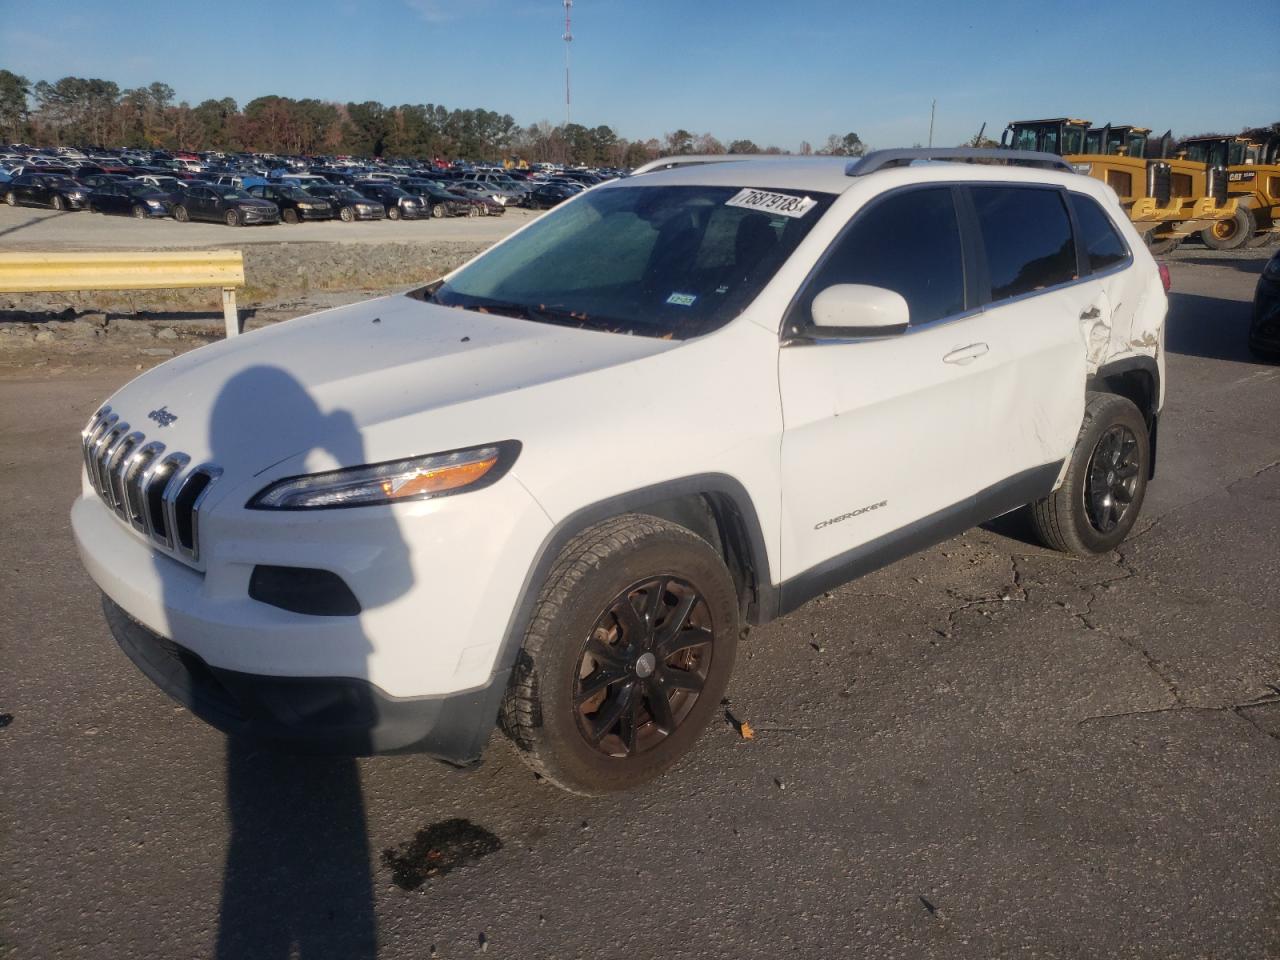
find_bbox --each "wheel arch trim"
[491,474,774,682]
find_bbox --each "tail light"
[1158,263,1171,293]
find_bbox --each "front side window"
[970,186,1077,302]
[797,187,965,328]
[1068,193,1128,273]
[430,183,835,339]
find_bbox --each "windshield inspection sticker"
[725,188,817,219]
[666,292,697,306]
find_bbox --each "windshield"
[278,186,311,200]
[215,187,250,200]
[429,183,835,339]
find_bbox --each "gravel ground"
[0,247,1276,960]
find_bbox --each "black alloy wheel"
[573,576,713,758]
[1083,424,1141,534]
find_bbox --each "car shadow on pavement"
[156,364,415,959]
[1165,291,1266,364]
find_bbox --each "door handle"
[943,343,989,365]
[1080,306,1102,320]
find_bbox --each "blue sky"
[2,0,1276,148]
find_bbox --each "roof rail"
[846,148,1074,177]
[630,154,788,176]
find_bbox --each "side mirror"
[808,284,909,338]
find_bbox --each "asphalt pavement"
[0,203,537,249]
[1,247,1277,959]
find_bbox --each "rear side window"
[801,187,965,327]
[1068,193,1129,273]
[971,186,1077,302]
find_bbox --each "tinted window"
[801,187,965,327]
[971,186,1076,302]
[1068,193,1128,273]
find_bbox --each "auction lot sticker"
[725,188,817,218]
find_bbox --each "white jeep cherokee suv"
[73,149,1168,794]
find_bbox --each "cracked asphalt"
[1,247,1277,959]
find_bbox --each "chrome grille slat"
[78,411,219,567]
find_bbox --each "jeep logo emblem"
[147,407,178,427]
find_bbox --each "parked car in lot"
[172,183,280,226]
[446,181,507,214]
[1250,247,1280,360]
[401,179,477,218]
[526,182,578,209]
[246,183,333,223]
[303,183,385,221]
[353,181,423,220]
[86,181,179,218]
[4,173,88,210]
[70,150,1170,795]
[133,175,189,194]
[74,172,131,191]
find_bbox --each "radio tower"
[563,0,573,127]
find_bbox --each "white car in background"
[73,149,1167,795]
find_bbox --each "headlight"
[356,204,372,213]
[248,442,520,510]
[146,200,164,209]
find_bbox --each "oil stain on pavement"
[382,819,502,890]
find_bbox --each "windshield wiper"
[429,294,630,334]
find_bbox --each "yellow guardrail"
[0,250,246,337]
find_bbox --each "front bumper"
[103,594,506,761]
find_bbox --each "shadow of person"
[152,364,416,959]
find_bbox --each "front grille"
[1147,161,1172,206]
[81,405,222,565]
[1209,166,1228,205]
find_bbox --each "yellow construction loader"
[1179,135,1280,249]
[1002,118,1237,253]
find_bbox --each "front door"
[777,186,1002,596]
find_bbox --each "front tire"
[51,194,65,211]
[131,204,147,219]
[387,205,401,221]
[501,515,740,795]
[173,205,189,222]
[431,203,445,219]
[282,208,299,225]
[225,209,242,227]
[339,205,354,222]
[1029,393,1150,556]
[1201,206,1257,251]
[4,191,14,206]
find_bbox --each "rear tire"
[1146,235,1181,256]
[1029,392,1150,557]
[501,514,740,796]
[1245,229,1273,248]
[1201,206,1257,251]
[173,205,189,222]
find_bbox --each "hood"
[97,293,680,485]
[234,197,277,209]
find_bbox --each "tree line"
[0,70,870,166]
